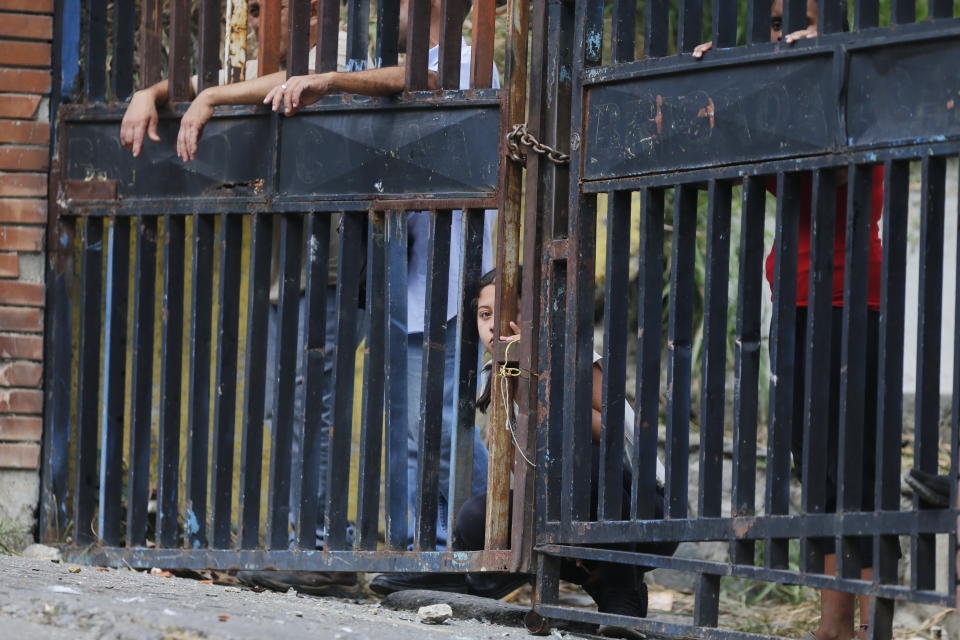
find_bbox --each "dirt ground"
[0,555,548,640]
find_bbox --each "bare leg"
[856,567,873,640]
[816,554,856,640]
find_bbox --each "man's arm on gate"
[176,70,288,162]
[263,66,440,116]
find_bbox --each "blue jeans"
[406,321,489,548]
[265,288,366,548]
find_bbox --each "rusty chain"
[506,123,570,165]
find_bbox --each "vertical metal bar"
[836,165,872,580]
[890,0,915,24]
[357,214,386,550]
[169,0,192,101]
[347,0,372,70]
[415,210,452,551]
[561,192,597,530]
[730,177,765,565]
[694,573,721,627]
[288,0,312,77]
[665,185,697,519]
[930,0,953,19]
[317,0,341,72]
[268,215,303,549]
[800,168,836,575]
[198,0,222,92]
[871,161,908,640]
[599,192,630,521]
[699,180,731,522]
[158,215,185,548]
[384,211,409,549]
[187,214,215,549]
[297,213,332,550]
[448,210,483,539]
[949,161,960,609]
[239,214,273,549]
[99,217,129,547]
[766,172,800,570]
[819,0,843,34]
[748,0,772,44]
[632,188,664,521]
[139,0,163,87]
[783,0,809,35]
[41,215,74,543]
[854,0,879,29]
[678,0,704,53]
[376,0,401,68]
[210,214,243,548]
[127,216,157,548]
[644,0,669,57]
[611,0,635,62]
[547,260,567,523]
[439,0,463,88]
[111,0,135,100]
[405,0,431,90]
[582,0,605,67]
[712,0,737,48]
[912,155,945,591]
[85,0,107,101]
[225,0,249,84]
[325,213,365,550]
[259,0,283,76]
[471,0,496,87]
[74,217,103,545]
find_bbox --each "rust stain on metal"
[64,179,118,201]
[655,95,664,134]
[732,517,757,538]
[225,0,249,84]
[697,97,716,128]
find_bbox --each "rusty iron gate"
[40,0,530,574]
[526,0,960,636]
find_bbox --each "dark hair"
[473,267,522,413]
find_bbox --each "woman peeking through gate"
[460,269,677,637]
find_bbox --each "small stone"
[224,586,242,593]
[417,603,453,625]
[67,566,81,573]
[21,544,61,562]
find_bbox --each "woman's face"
[476,283,496,355]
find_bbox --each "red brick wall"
[0,0,53,471]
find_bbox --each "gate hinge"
[506,124,570,165]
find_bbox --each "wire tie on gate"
[497,334,536,467]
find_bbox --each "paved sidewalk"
[0,555,549,640]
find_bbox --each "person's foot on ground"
[904,468,950,508]
[368,572,469,595]
[236,570,360,598]
[583,580,648,640]
[465,572,531,599]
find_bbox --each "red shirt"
[765,166,884,311]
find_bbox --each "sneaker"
[368,572,469,596]
[465,572,531,599]
[236,570,360,599]
[583,579,648,640]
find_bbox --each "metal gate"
[40,0,528,574]
[528,0,960,636]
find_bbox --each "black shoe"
[906,469,950,508]
[584,580,648,640]
[465,572,531,599]
[236,570,359,598]
[368,572,469,596]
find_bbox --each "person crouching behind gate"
[696,3,896,640]
[458,269,676,639]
